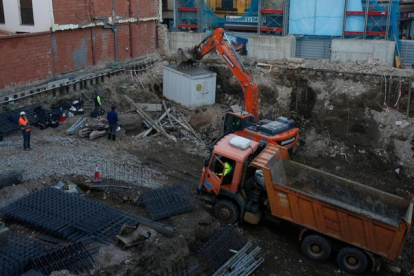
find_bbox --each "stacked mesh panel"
[0,233,57,276]
[30,242,94,275]
[0,187,166,243]
[138,185,195,220]
[0,104,42,135]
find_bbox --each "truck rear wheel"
[301,234,332,262]
[213,199,240,224]
[337,247,368,274]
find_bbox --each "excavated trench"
[1,57,414,275]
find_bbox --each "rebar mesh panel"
[139,185,195,220]
[0,187,174,243]
[30,242,94,275]
[0,104,42,135]
[0,233,57,276]
[196,225,247,273]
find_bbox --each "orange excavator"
[177,28,299,148]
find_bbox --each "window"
[20,0,34,25]
[0,0,4,24]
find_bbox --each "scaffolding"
[174,0,398,41]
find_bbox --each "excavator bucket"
[176,48,196,67]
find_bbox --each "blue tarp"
[289,0,346,36]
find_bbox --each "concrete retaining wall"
[248,35,296,60]
[331,39,395,65]
[168,32,209,51]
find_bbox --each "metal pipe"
[112,0,118,62]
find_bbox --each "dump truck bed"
[251,145,413,260]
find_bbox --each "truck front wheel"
[337,247,368,274]
[213,199,240,224]
[301,234,332,262]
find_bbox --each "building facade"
[0,0,161,89]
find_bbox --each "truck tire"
[301,234,332,262]
[337,247,368,274]
[213,199,240,224]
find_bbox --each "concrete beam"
[168,32,209,51]
[248,35,296,60]
[331,39,395,65]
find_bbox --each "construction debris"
[66,117,88,135]
[116,224,153,250]
[125,96,204,145]
[125,95,175,141]
[212,241,264,276]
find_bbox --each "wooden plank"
[125,95,175,141]
[135,109,169,139]
[136,103,162,112]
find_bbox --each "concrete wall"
[1,0,52,33]
[248,35,296,60]
[331,39,395,65]
[168,32,209,51]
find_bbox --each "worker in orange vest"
[18,111,31,151]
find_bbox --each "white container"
[163,65,217,110]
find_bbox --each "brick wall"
[0,0,158,89]
[0,32,54,88]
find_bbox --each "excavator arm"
[177,28,259,120]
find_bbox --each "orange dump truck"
[198,134,413,274]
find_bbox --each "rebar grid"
[138,185,195,220]
[197,225,247,273]
[0,233,58,276]
[0,187,175,243]
[30,242,95,275]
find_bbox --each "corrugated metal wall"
[400,40,414,67]
[295,38,332,60]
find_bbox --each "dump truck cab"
[199,134,269,224]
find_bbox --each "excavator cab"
[223,112,255,134]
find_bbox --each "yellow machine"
[206,0,252,17]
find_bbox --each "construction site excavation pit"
[0,55,414,276]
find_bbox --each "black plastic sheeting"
[0,171,23,189]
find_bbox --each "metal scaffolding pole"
[342,0,348,39]
[257,0,262,35]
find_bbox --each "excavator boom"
[177,28,259,119]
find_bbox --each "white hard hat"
[20,111,26,116]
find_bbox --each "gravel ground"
[0,128,166,188]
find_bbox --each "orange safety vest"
[19,117,31,132]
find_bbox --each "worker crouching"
[107,106,119,141]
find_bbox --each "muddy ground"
[1,54,414,276]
